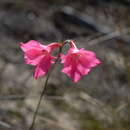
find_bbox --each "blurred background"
[0,0,130,130]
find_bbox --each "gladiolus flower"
[60,41,101,82]
[20,40,61,79]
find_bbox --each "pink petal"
[20,40,43,52]
[24,55,43,66]
[62,66,81,82]
[72,72,81,83]
[79,53,100,68]
[33,56,51,79]
[61,66,71,76]
[47,42,61,52]
[24,48,45,66]
[77,63,90,75]
[33,65,46,79]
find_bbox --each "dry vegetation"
[0,0,130,130]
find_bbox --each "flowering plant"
[20,40,100,82]
[20,40,101,130]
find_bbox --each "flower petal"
[61,66,71,76]
[47,42,61,52]
[77,63,90,75]
[20,40,43,52]
[72,72,81,83]
[33,55,52,79]
[33,65,46,79]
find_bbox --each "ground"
[0,0,130,130]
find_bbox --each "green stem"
[29,46,62,130]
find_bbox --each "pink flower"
[60,41,101,82]
[20,40,61,79]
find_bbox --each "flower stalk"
[29,46,62,130]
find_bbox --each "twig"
[88,28,130,46]
[0,95,25,100]
[0,95,64,100]
[116,103,128,113]
[0,120,11,129]
[38,116,75,130]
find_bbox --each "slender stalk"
[29,46,62,130]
